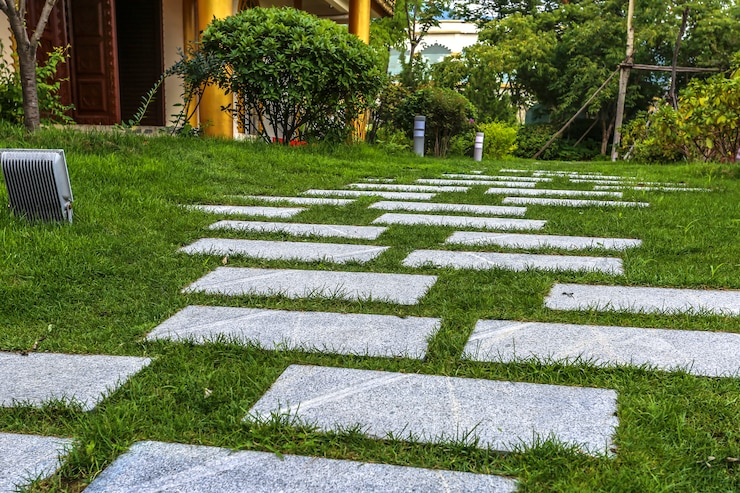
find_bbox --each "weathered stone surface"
[348,183,469,193]
[83,441,518,493]
[147,306,440,359]
[485,188,622,198]
[462,319,740,377]
[442,173,551,182]
[592,185,707,192]
[372,213,546,231]
[183,267,437,305]
[502,197,649,208]
[545,283,740,316]
[445,231,642,251]
[209,221,387,239]
[247,365,618,456]
[0,433,72,493]
[0,352,151,411]
[239,195,356,206]
[369,201,526,216]
[302,189,435,200]
[402,250,623,274]
[417,179,536,188]
[187,205,305,218]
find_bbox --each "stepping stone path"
[462,320,740,377]
[348,183,469,193]
[502,197,649,208]
[486,187,622,198]
[209,220,387,239]
[372,213,546,231]
[188,204,305,218]
[0,433,72,493]
[147,306,440,359]
[180,238,389,264]
[247,365,618,456]
[302,189,435,200]
[442,173,552,182]
[417,178,537,188]
[237,195,355,205]
[369,200,526,216]
[593,185,707,192]
[446,232,642,251]
[83,441,518,493]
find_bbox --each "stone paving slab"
[238,195,356,206]
[181,239,389,264]
[0,433,72,493]
[0,352,151,410]
[209,220,387,240]
[247,365,618,455]
[442,174,551,182]
[417,179,536,188]
[83,440,517,493]
[502,197,649,208]
[147,306,440,359]
[402,250,623,274]
[546,283,740,316]
[462,320,740,377]
[592,185,707,192]
[498,169,530,173]
[445,231,642,251]
[369,200,527,216]
[486,188,622,198]
[372,213,546,231]
[532,171,626,180]
[302,189,435,200]
[183,267,437,305]
[188,205,306,218]
[348,183,469,193]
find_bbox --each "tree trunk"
[17,45,42,132]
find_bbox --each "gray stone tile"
[442,173,552,182]
[402,250,623,274]
[209,221,387,240]
[147,306,440,359]
[486,188,622,198]
[532,171,627,180]
[446,232,642,251]
[348,183,469,193]
[181,239,388,264]
[372,213,546,231]
[545,283,740,316]
[462,320,740,377]
[84,440,517,493]
[0,352,151,411]
[188,205,305,218]
[369,200,526,216]
[183,267,437,305]
[247,365,618,456]
[417,179,536,188]
[502,197,649,208]
[0,433,72,493]
[302,189,435,200]
[239,195,356,206]
[498,168,530,173]
[592,185,707,192]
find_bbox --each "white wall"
[0,14,14,72]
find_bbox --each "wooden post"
[610,0,635,161]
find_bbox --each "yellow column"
[348,0,371,44]
[197,0,234,138]
[182,0,198,128]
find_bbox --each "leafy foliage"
[478,121,518,159]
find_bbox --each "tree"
[0,0,58,131]
[395,0,449,88]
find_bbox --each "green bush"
[478,121,518,159]
[514,123,599,161]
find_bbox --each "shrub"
[514,123,599,161]
[477,121,518,159]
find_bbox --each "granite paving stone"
[369,200,526,216]
[247,365,618,456]
[0,433,72,493]
[372,213,546,231]
[302,189,435,200]
[0,352,151,410]
[208,220,387,239]
[183,267,437,305]
[442,173,552,182]
[462,320,740,377]
[502,197,649,208]
[83,441,518,493]
[188,205,306,218]
[445,231,642,251]
[237,195,356,206]
[348,183,469,193]
[546,283,740,316]
[402,250,623,274]
[592,185,706,192]
[180,238,388,264]
[147,306,440,359]
[485,188,622,198]
[417,179,536,188]
[532,171,626,180]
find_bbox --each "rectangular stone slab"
[445,231,642,251]
[302,189,435,200]
[83,440,517,493]
[369,200,526,217]
[532,171,627,180]
[486,188,622,198]
[247,365,618,456]
[188,205,305,218]
[147,306,440,359]
[183,267,437,305]
[546,283,740,316]
[180,238,389,264]
[0,433,72,493]
[402,250,623,274]
[592,185,706,192]
[417,179,536,188]
[442,173,552,182]
[462,319,740,377]
[239,195,355,206]
[372,213,546,231]
[209,221,387,240]
[502,197,649,208]
[0,352,151,410]
[348,183,468,193]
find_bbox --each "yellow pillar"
[348,0,371,44]
[197,0,234,138]
[182,0,198,129]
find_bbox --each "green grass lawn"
[1,123,739,492]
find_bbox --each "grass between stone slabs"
[0,123,739,492]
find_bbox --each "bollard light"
[413,116,426,157]
[473,132,484,162]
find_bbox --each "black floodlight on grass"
[1,149,73,223]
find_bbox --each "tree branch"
[30,0,58,48]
